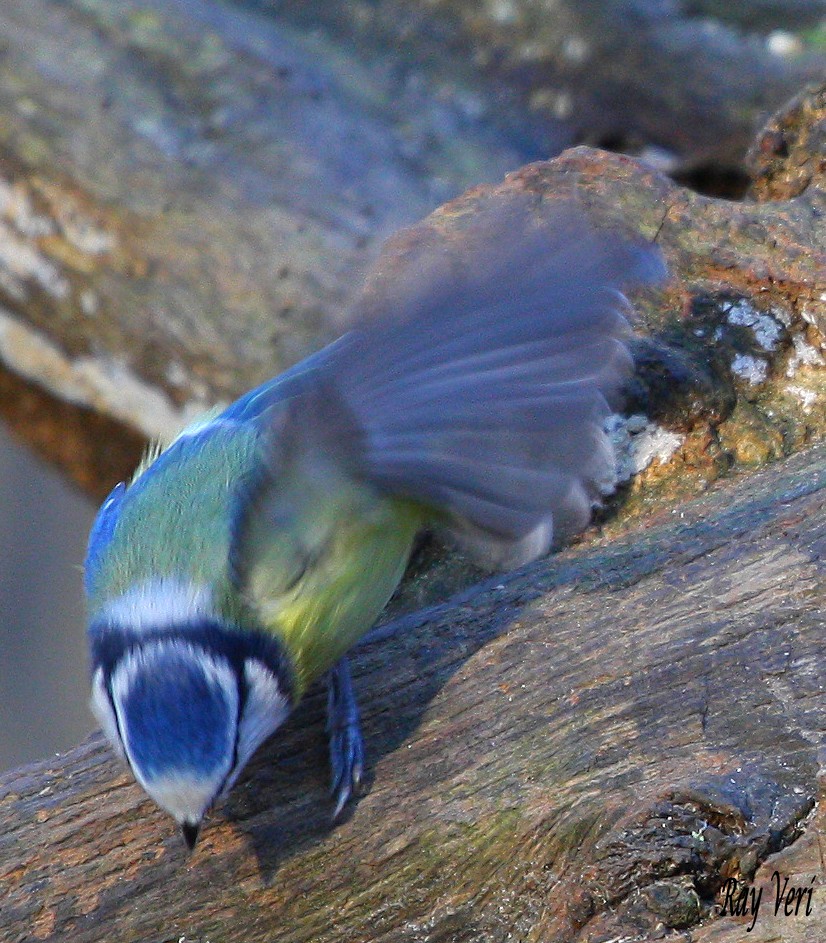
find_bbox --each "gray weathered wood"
[0,439,823,942]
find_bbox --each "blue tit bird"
[85,201,665,850]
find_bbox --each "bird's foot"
[326,657,364,820]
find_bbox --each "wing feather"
[240,200,665,571]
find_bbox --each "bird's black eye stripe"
[92,619,295,801]
[215,663,248,800]
[105,677,134,773]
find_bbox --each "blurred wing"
[242,201,666,571]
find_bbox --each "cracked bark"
[0,436,824,942]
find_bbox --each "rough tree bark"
[0,5,823,942]
[0,431,824,942]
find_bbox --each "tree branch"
[1,440,824,941]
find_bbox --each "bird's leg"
[326,657,364,819]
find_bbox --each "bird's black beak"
[181,820,200,851]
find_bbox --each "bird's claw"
[329,720,364,820]
[326,658,365,820]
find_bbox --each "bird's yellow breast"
[250,494,422,696]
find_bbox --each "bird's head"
[90,630,292,849]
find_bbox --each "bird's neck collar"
[89,578,293,699]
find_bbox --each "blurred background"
[0,425,94,769]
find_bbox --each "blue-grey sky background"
[0,424,95,771]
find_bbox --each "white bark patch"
[786,334,825,377]
[725,300,783,351]
[785,385,818,411]
[606,414,684,483]
[0,308,217,442]
[731,353,768,385]
[0,177,54,238]
[0,219,69,300]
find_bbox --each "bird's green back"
[87,424,259,624]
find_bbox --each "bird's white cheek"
[90,667,126,761]
[226,659,291,795]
